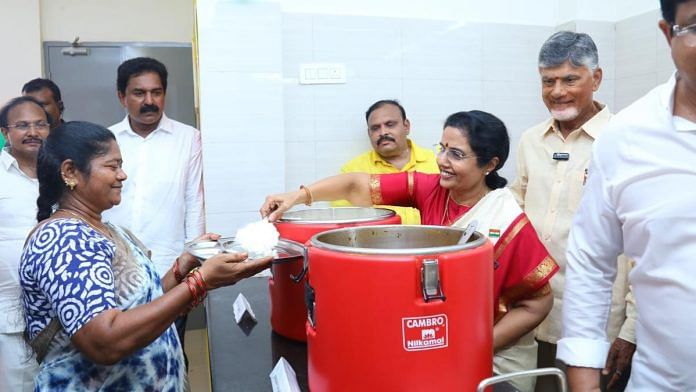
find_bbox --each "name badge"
[552,152,570,161]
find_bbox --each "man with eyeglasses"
[0,96,51,391]
[22,78,65,130]
[333,99,438,224]
[558,1,696,391]
[509,31,636,392]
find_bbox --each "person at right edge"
[509,31,636,392]
[559,0,696,390]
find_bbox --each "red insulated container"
[270,207,401,341]
[306,225,494,391]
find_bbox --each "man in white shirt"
[0,96,51,391]
[103,57,204,361]
[510,31,636,392]
[559,1,696,390]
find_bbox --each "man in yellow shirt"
[334,100,438,224]
[510,31,636,392]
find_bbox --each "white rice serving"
[234,219,279,259]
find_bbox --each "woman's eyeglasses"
[433,143,477,161]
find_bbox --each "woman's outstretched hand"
[199,252,273,290]
[260,191,302,222]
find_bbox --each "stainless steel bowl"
[310,225,486,255]
[278,207,396,224]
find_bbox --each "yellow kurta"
[333,140,439,224]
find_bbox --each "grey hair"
[538,31,599,71]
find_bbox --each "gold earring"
[63,178,77,190]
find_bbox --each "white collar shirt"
[0,148,38,332]
[103,113,205,276]
[558,73,696,390]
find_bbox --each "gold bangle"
[300,185,313,206]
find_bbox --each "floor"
[185,305,212,392]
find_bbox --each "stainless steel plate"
[187,236,304,262]
[219,237,304,262]
[185,236,234,261]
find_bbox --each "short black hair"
[0,96,50,128]
[365,100,406,123]
[661,0,691,24]
[22,78,63,102]
[117,57,168,94]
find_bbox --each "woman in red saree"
[262,111,558,391]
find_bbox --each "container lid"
[310,225,486,255]
[278,207,396,224]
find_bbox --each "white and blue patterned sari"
[20,218,185,391]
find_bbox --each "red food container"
[270,207,401,341]
[306,225,493,391]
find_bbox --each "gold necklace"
[441,188,491,226]
[56,208,113,240]
[441,193,461,226]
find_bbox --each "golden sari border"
[369,174,384,205]
[502,256,558,301]
[493,215,529,260]
[495,299,509,323]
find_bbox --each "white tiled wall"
[197,3,671,233]
[197,2,285,234]
[614,9,675,111]
[280,14,552,193]
[575,20,616,110]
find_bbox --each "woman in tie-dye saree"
[19,121,271,391]
[21,218,186,391]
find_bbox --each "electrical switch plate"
[299,63,346,84]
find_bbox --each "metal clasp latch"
[290,246,309,283]
[421,259,446,302]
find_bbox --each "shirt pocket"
[566,168,588,212]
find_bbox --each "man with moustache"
[0,96,51,391]
[560,1,696,390]
[22,78,65,129]
[103,57,204,362]
[510,31,636,392]
[334,100,438,224]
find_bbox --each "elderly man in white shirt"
[103,57,204,362]
[559,1,696,390]
[0,96,51,391]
